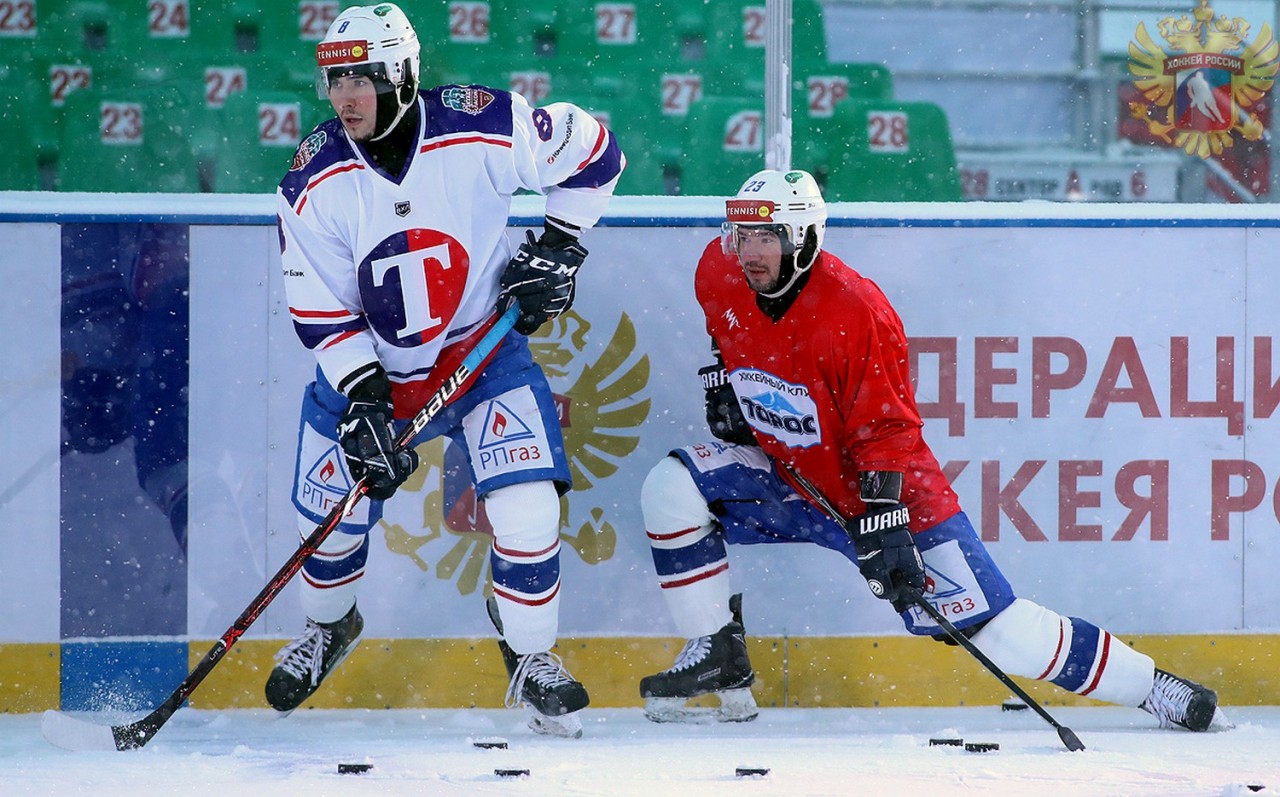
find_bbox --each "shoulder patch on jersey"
[440,86,496,115]
[290,130,328,171]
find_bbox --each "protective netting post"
[764,0,793,172]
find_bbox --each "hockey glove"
[337,369,419,501]
[698,362,755,445]
[848,471,925,613]
[499,227,587,335]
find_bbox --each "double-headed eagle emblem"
[1128,0,1278,158]
[381,311,651,594]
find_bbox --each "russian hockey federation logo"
[1128,1,1278,158]
[442,86,496,115]
[378,311,650,596]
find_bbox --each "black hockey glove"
[848,471,925,613]
[499,227,587,335]
[337,369,419,501]
[698,362,755,445]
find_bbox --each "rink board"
[2,193,1279,711]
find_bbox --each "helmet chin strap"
[371,93,414,141]
[755,227,818,299]
[758,253,804,298]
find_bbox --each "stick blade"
[40,710,121,752]
[1058,725,1086,752]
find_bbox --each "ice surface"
[8,706,1278,796]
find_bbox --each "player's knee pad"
[485,480,560,550]
[968,598,1062,676]
[641,455,715,541]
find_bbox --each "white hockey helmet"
[722,169,827,296]
[316,4,420,136]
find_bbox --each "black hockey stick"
[780,463,1086,752]
[41,303,519,752]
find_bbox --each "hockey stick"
[779,463,1086,753]
[41,303,519,752]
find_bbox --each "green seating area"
[0,0,959,200]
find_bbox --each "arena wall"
[2,194,1276,711]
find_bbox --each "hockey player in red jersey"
[270,3,623,738]
[636,168,1228,732]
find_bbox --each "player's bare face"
[735,227,784,293]
[328,75,379,141]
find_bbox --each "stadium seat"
[56,84,202,192]
[415,1,557,90]
[209,90,327,193]
[818,99,962,201]
[676,96,769,196]
[794,63,896,169]
[0,68,46,190]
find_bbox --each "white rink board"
[3,195,1280,643]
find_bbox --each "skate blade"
[1208,707,1236,731]
[643,688,759,724]
[528,710,583,739]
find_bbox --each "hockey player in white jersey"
[271,3,623,738]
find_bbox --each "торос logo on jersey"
[730,368,821,447]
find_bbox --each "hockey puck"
[495,769,530,778]
[471,738,508,750]
[735,767,771,777]
[337,763,373,774]
[964,742,999,753]
[928,738,964,747]
[1001,699,1029,712]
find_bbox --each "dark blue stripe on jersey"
[1049,617,1102,692]
[425,85,514,139]
[560,130,623,190]
[301,534,371,583]
[649,532,727,577]
[294,317,367,350]
[279,118,357,209]
[490,549,560,595]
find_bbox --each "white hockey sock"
[971,598,1155,707]
[641,456,733,639]
[486,481,562,655]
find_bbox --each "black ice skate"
[640,595,758,724]
[486,597,590,738]
[1140,668,1231,731]
[264,603,364,713]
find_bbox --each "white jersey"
[277,85,624,411]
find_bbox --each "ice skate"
[264,603,364,713]
[1140,668,1232,731]
[486,597,590,738]
[640,619,758,724]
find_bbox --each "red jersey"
[694,239,961,531]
